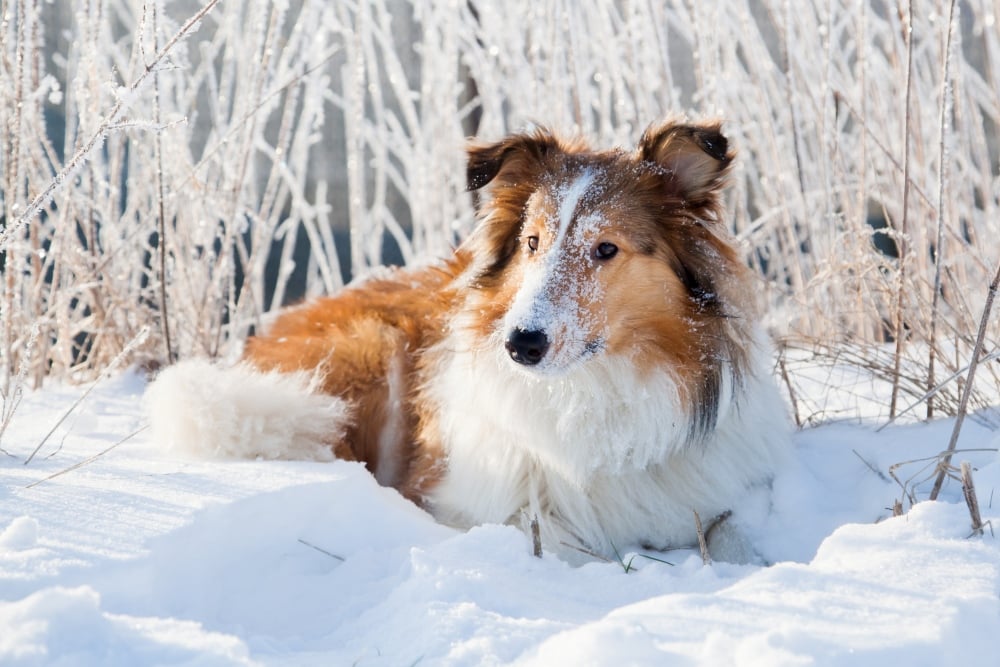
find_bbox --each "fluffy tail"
[144,359,351,461]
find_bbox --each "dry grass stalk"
[297,538,345,562]
[24,425,147,489]
[853,449,889,482]
[23,327,149,466]
[693,510,711,566]
[889,0,915,421]
[927,0,959,419]
[0,322,39,451]
[889,447,999,509]
[778,354,802,427]
[530,515,542,558]
[960,462,984,537]
[879,350,1000,432]
[782,340,999,426]
[930,257,1000,501]
[558,541,612,564]
[146,2,174,364]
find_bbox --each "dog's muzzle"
[505,328,550,366]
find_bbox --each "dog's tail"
[144,359,350,461]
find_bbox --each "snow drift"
[1,371,998,665]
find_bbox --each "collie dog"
[147,120,788,562]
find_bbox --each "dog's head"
[460,120,755,426]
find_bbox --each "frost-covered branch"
[0,0,220,251]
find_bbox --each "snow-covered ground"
[1,368,999,666]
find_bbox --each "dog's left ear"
[637,121,733,203]
[466,129,560,192]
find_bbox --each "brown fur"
[244,258,466,483]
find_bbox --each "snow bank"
[1,371,998,665]
[524,501,1000,666]
[1,586,253,667]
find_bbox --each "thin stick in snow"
[779,354,802,428]
[960,462,984,537]
[25,425,147,489]
[929,256,1000,501]
[853,449,889,482]
[530,515,542,558]
[693,509,711,565]
[297,538,346,562]
[558,541,612,563]
[23,327,149,465]
[878,350,1000,432]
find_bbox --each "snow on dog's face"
[462,121,756,433]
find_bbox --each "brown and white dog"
[147,120,788,562]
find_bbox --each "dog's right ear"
[636,120,733,206]
[466,129,560,191]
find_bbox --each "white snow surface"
[1,369,999,666]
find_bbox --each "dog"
[147,119,788,562]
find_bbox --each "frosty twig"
[0,0,221,252]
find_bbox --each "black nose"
[505,328,550,366]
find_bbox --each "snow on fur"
[423,329,789,561]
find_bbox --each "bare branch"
[930,257,1000,500]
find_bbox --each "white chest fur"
[423,335,789,559]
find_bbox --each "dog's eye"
[593,242,618,260]
[526,236,539,252]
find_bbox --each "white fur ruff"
[426,328,789,560]
[144,359,350,461]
